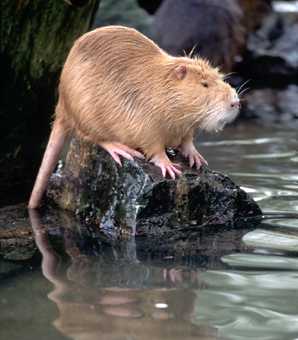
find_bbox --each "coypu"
[28,25,240,209]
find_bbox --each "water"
[1,122,298,340]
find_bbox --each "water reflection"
[198,123,298,214]
[29,209,218,340]
[192,270,298,340]
[1,122,298,340]
[27,207,298,340]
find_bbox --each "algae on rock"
[47,137,262,237]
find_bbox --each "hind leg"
[75,127,144,166]
[99,141,144,166]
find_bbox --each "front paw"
[181,146,208,169]
[150,154,182,179]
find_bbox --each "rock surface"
[47,137,262,237]
[242,85,298,123]
[27,205,255,270]
[238,0,272,32]
[0,204,35,262]
[0,204,36,280]
[150,0,245,72]
[242,10,298,82]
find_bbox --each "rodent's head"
[170,57,240,132]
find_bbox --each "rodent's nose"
[231,99,240,109]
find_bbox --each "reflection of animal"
[28,26,240,208]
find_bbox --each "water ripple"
[243,229,298,252]
[202,137,284,146]
[243,151,297,159]
[222,253,298,270]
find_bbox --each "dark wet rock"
[150,0,245,72]
[243,10,298,82]
[137,0,163,14]
[239,0,272,32]
[0,204,35,261]
[46,137,262,238]
[0,204,36,279]
[28,207,257,274]
[0,260,24,279]
[237,5,298,123]
[242,85,298,123]
[22,208,254,340]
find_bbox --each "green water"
[1,122,298,340]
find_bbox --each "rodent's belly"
[167,140,182,149]
[73,101,186,150]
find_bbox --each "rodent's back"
[75,26,161,62]
[55,26,236,154]
[56,26,171,147]
[29,25,239,209]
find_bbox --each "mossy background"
[0,0,154,206]
[0,0,100,205]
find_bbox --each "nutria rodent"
[28,25,240,209]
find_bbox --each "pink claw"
[99,142,144,166]
[189,152,207,169]
[181,141,208,169]
[150,153,182,179]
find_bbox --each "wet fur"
[57,26,235,155]
[29,25,237,208]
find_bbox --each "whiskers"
[223,72,236,81]
[236,79,251,98]
[183,44,198,59]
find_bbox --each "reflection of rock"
[243,11,298,81]
[47,137,261,237]
[26,209,222,340]
[0,204,36,279]
[150,0,245,72]
[242,85,298,123]
[0,261,24,279]
[136,223,256,269]
[29,206,254,281]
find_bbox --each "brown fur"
[29,25,238,208]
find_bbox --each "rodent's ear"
[174,65,187,80]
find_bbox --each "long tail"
[28,120,67,209]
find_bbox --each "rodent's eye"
[201,81,209,88]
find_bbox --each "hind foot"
[99,142,144,166]
[150,151,182,179]
[180,140,208,169]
